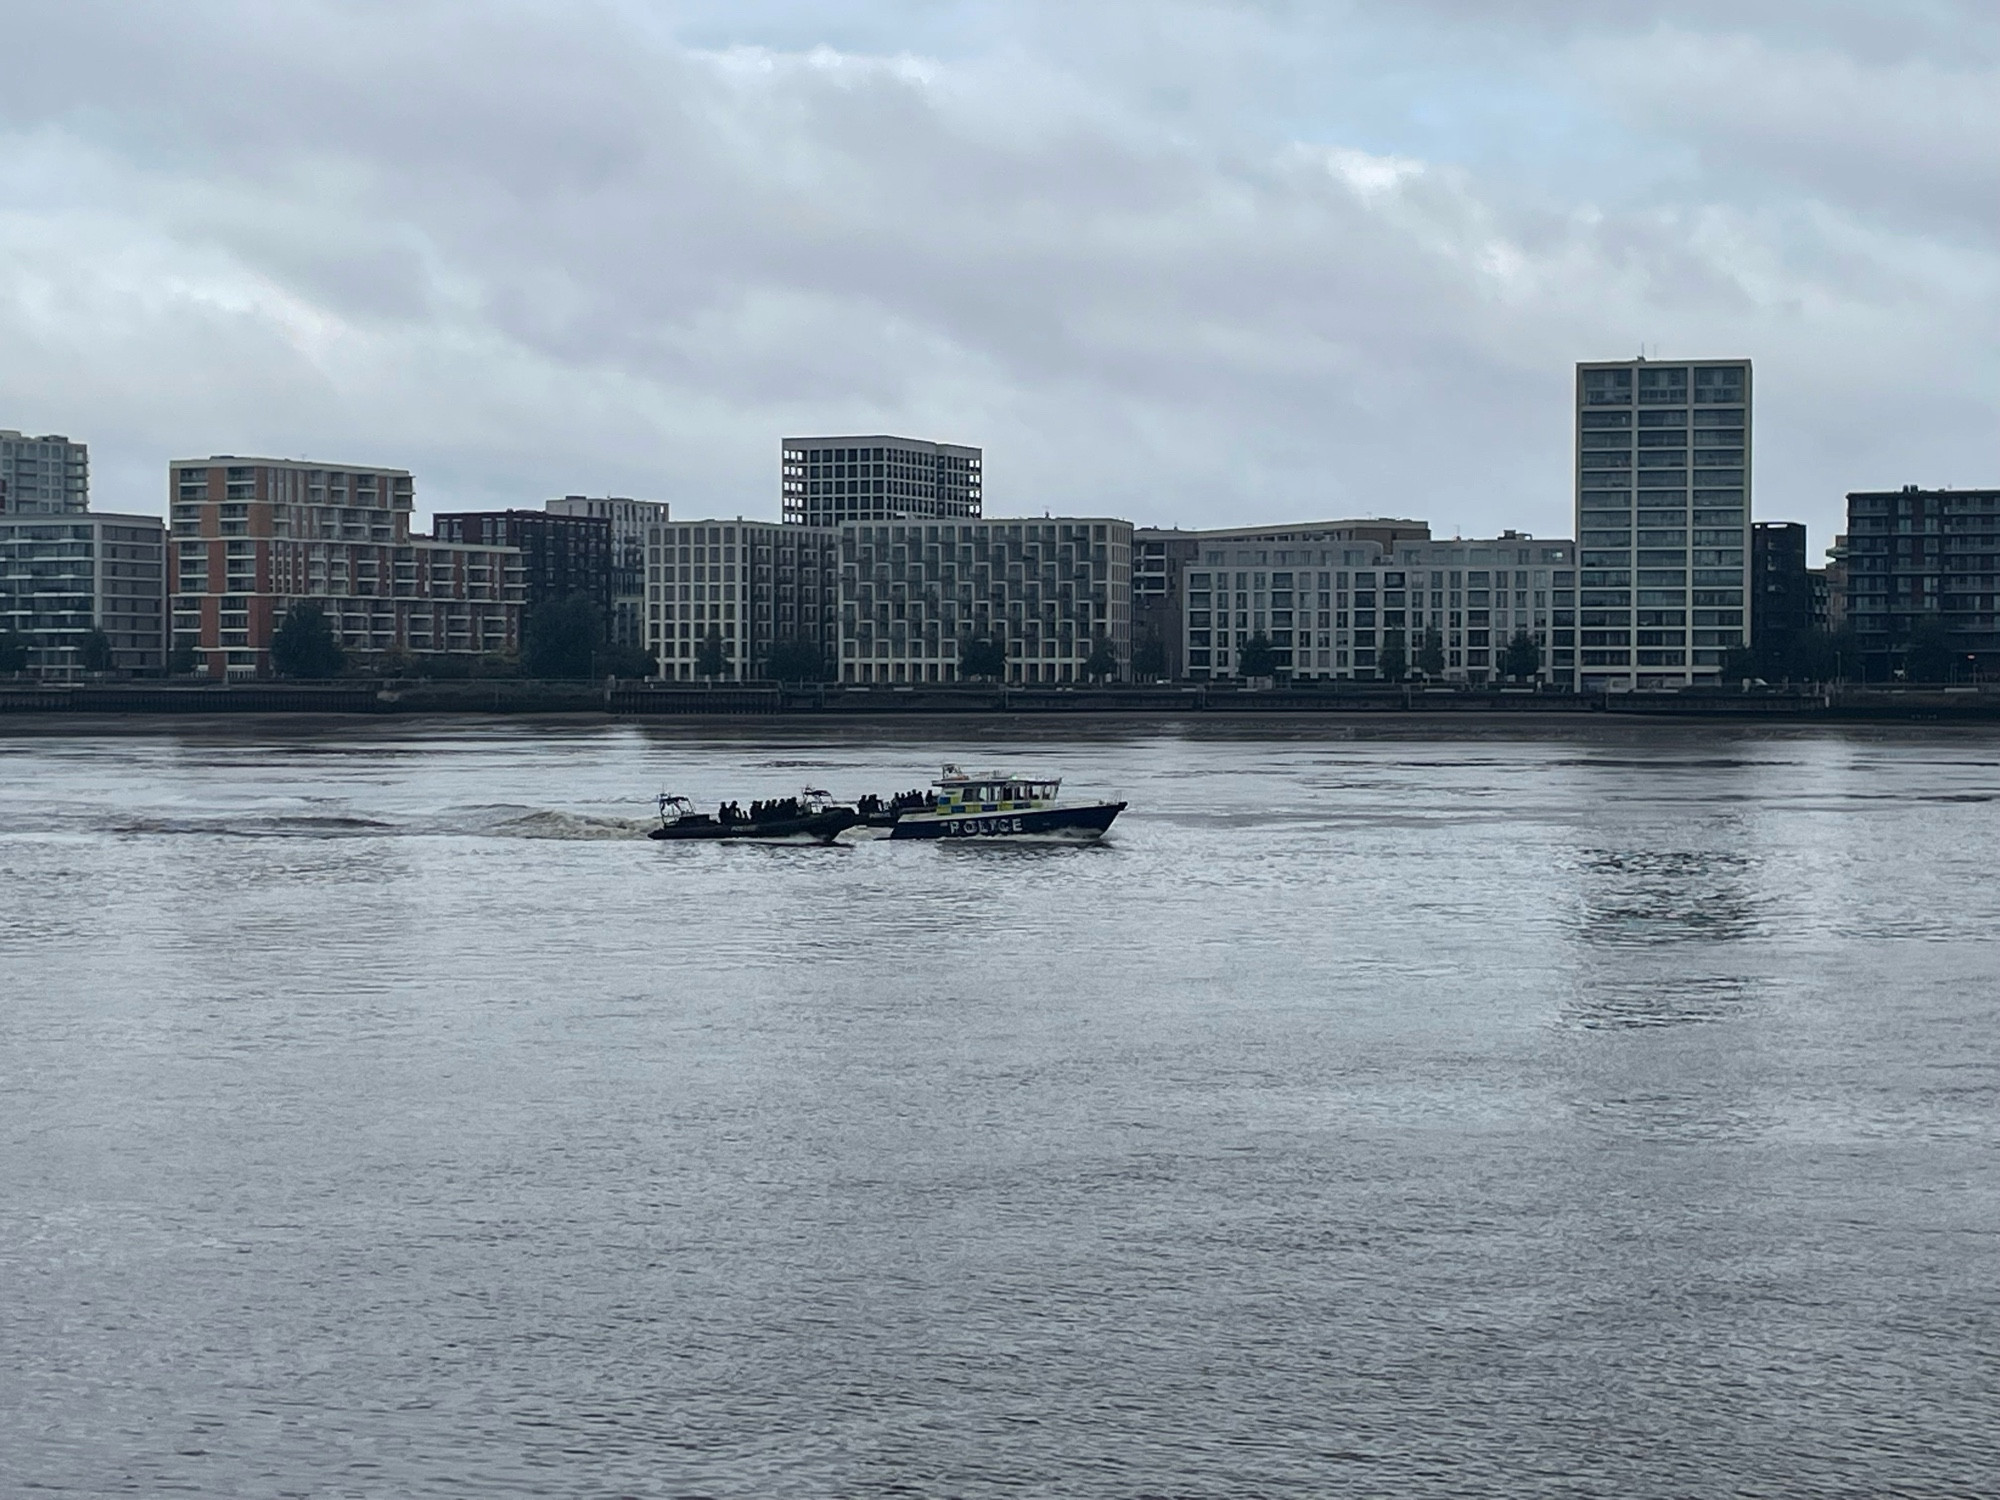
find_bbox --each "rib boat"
[885,764,1125,841]
[649,788,859,844]
[853,788,931,833]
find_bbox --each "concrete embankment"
[4,681,2000,720]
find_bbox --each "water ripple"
[2,720,1998,1497]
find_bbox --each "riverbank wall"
[5,680,2000,720]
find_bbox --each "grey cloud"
[1364,0,2000,64]
[0,0,1992,548]
[1574,28,2000,243]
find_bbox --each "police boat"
[649,788,860,844]
[884,764,1125,841]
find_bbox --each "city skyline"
[10,384,1976,682]
[0,401,1860,567]
[1,4,1993,549]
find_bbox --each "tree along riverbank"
[4,680,2000,720]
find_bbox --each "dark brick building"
[432,510,611,624]
[1844,486,2000,680]
[1132,530,1203,680]
[1751,521,1810,663]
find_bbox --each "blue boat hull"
[886,801,1125,841]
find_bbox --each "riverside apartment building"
[169,458,522,678]
[1844,486,2000,679]
[1574,357,1752,690]
[1134,519,1429,681]
[644,519,841,682]
[644,516,1129,684]
[1178,533,1574,684]
[0,511,166,677]
[781,436,982,527]
[0,430,90,515]
[544,495,671,647]
[838,517,1130,684]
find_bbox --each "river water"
[2,716,1997,1498]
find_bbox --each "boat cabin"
[657,793,707,826]
[931,764,1061,815]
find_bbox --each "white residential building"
[1138,519,1430,680]
[1575,358,1752,690]
[644,519,842,682]
[781,436,982,528]
[838,517,1130,684]
[0,512,166,677]
[643,515,1130,684]
[0,430,89,515]
[1180,532,1574,684]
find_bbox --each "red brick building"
[169,457,524,679]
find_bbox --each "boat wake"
[106,813,397,839]
[100,806,652,841]
[482,808,653,841]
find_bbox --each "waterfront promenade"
[3,679,1998,721]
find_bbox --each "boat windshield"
[932,773,1059,805]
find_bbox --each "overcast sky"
[2,1,1994,551]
